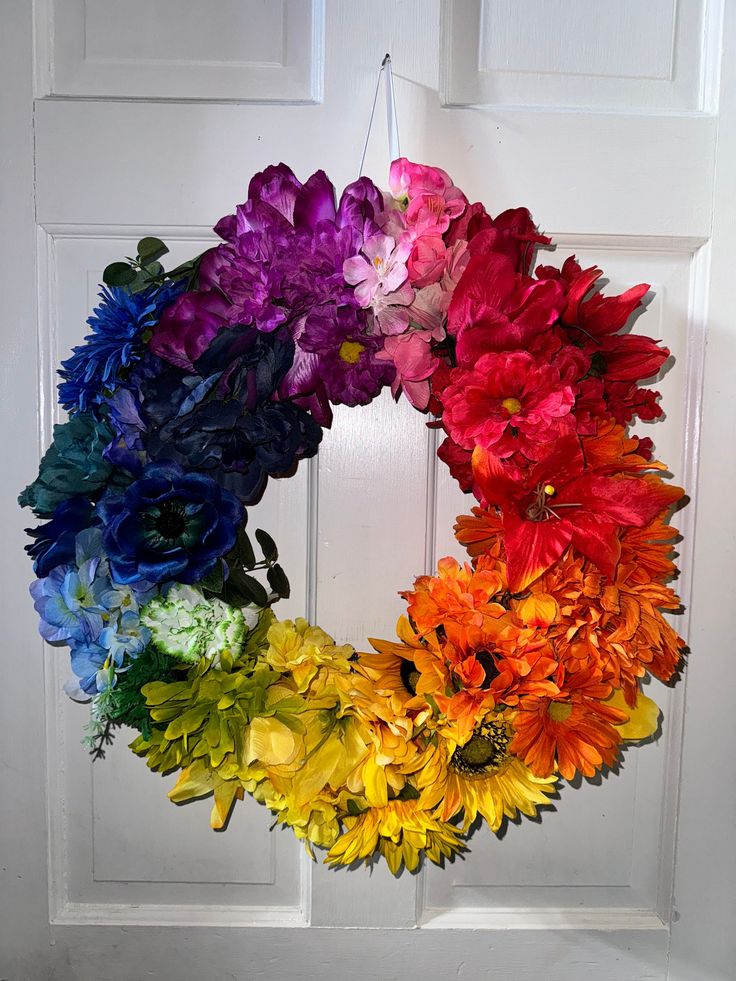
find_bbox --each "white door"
[2,1,734,978]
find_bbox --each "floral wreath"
[20,158,686,875]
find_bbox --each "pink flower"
[388,158,467,238]
[377,331,440,410]
[404,192,465,237]
[408,283,451,334]
[389,158,460,201]
[407,235,447,287]
[343,232,414,334]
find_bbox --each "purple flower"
[149,288,230,372]
[299,305,395,406]
[150,164,392,425]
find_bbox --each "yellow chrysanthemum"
[265,618,353,692]
[417,717,557,832]
[325,798,465,875]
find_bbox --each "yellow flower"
[265,618,353,692]
[417,717,557,832]
[325,798,466,875]
[167,759,244,830]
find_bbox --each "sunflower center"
[153,500,188,541]
[501,396,522,416]
[451,720,510,775]
[400,658,421,696]
[475,649,500,690]
[338,340,364,365]
[548,701,573,723]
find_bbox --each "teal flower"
[18,412,127,517]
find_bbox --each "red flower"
[440,350,575,457]
[437,436,473,492]
[538,256,669,423]
[447,253,565,348]
[471,435,683,591]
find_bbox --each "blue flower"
[57,280,185,415]
[24,497,95,576]
[71,610,152,694]
[139,326,323,504]
[29,527,154,639]
[97,461,242,586]
[30,527,158,692]
[30,563,104,644]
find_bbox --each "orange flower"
[510,695,626,780]
[454,507,504,560]
[402,555,506,636]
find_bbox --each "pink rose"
[407,235,447,287]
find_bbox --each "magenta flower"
[149,288,230,372]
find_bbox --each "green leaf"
[267,563,290,599]
[103,261,137,287]
[198,564,224,594]
[239,531,257,570]
[255,528,278,563]
[346,798,366,816]
[235,574,269,608]
[141,260,164,278]
[137,236,169,263]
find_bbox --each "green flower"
[18,412,123,516]
[130,607,306,777]
[141,585,254,664]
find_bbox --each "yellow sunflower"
[417,716,557,832]
[325,798,465,874]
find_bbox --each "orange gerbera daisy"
[510,684,627,781]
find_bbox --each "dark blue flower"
[24,497,95,577]
[58,280,185,415]
[139,326,322,504]
[97,461,242,585]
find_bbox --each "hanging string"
[357,53,401,178]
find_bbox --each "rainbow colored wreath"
[20,159,686,874]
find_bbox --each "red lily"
[471,436,683,592]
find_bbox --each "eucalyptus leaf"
[235,573,269,608]
[255,528,278,563]
[239,531,257,570]
[141,260,164,278]
[137,236,169,263]
[267,563,290,599]
[103,261,136,288]
[199,563,225,594]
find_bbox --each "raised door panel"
[442,0,717,111]
[427,241,702,927]
[37,0,324,102]
[42,232,309,924]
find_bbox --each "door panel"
[2,1,733,978]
